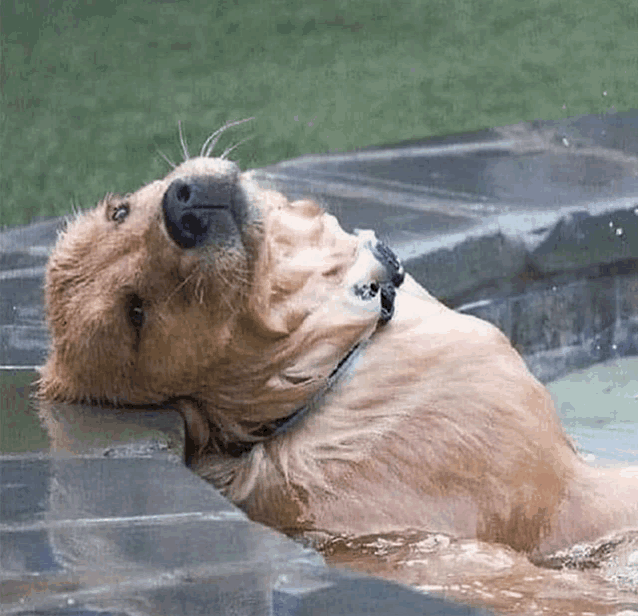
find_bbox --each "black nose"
[162,176,243,249]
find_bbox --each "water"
[4,361,638,614]
[0,369,48,454]
[547,356,638,467]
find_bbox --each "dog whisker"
[166,271,197,305]
[157,149,177,169]
[192,271,208,305]
[201,117,255,158]
[220,135,254,160]
[156,148,176,169]
[213,264,242,315]
[178,120,190,161]
[200,126,226,158]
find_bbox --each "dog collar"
[217,282,400,458]
[218,244,405,457]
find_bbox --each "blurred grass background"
[2,0,637,227]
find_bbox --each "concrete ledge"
[1,398,487,615]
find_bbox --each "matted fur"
[39,147,638,562]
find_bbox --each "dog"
[39,123,638,573]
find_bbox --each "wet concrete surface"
[4,110,638,615]
[2,391,487,615]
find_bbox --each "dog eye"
[127,295,145,329]
[112,203,130,223]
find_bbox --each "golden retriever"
[39,125,638,574]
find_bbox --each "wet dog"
[39,124,638,569]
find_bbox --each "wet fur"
[39,132,638,564]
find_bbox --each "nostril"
[354,282,379,301]
[176,183,191,203]
[180,212,205,236]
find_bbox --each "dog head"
[39,135,403,451]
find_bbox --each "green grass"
[2,0,638,227]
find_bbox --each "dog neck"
[216,282,399,458]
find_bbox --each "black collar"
[217,280,401,458]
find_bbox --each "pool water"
[0,369,48,454]
[547,356,638,467]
